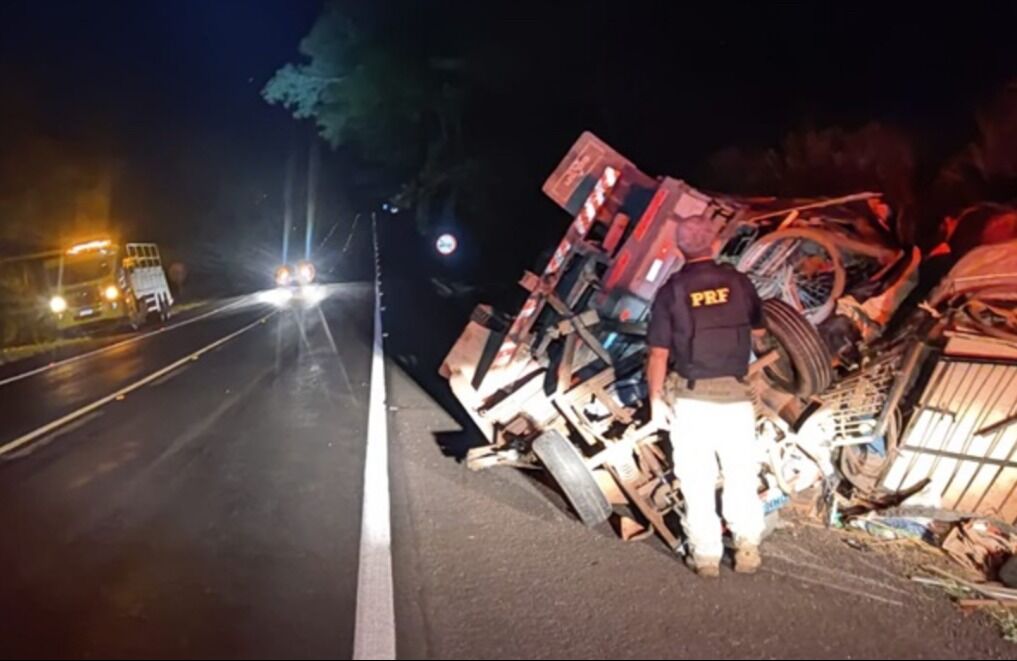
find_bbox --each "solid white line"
[0,312,274,458]
[0,297,251,388]
[353,217,396,660]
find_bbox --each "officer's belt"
[665,373,751,403]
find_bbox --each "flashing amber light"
[67,239,112,255]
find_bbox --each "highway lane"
[0,298,275,451]
[0,284,373,658]
[0,297,250,386]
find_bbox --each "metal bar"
[977,412,1017,437]
[476,368,546,417]
[557,334,579,395]
[741,192,882,223]
[913,362,983,500]
[969,373,1017,515]
[556,309,600,336]
[940,350,1017,367]
[493,168,619,367]
[970,413,1017,518]
[874,341,930,437]
[564,257,596,310]
[552,397,601,448]
[896,361,969,490]
[545,292,612,365]
[565,351,645,402]
[591,383,633,424]
[607,464,680,550]
[940,364,1012,509]
[896,445,1017,470]
[998,474,1017,525]
[471,326,507,391]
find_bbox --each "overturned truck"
[440,133,917,548]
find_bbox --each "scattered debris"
[440,132,1017,572]
[957,599,1017,610]
[847,514,939,544]
[911,569,1017,602]
[942,519,1017,581]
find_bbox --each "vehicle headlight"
[104,285,120,301]
[50,295,67,313]
[297,260,316,284]
[275,266,292,287]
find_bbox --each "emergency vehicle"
[45,239,174,333]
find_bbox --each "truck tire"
[762,298,834,398]
[139,295,159,325]
[159,295,172,322]
[532,430,612,527]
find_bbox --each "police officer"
[646,215,767,578]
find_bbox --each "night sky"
[1,2,1015,287]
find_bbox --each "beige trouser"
[670,395,765,563]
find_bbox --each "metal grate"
[882,358,1017,523]
[822,341,908,444]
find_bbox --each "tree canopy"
[263,3,475,232]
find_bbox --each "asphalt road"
[0,260,1014,658]
[0,286,373,658]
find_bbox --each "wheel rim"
[738,230,846,324]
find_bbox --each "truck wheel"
[159,297,172,322]
[762,299,834,397]
[532,430,612,527]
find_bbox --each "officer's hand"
[751,329,770,356]
[650,398,673,432]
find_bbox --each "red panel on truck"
[543,132,647,216]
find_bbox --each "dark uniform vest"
[647,259,764,381]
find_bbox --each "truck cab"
[45,239,173,333]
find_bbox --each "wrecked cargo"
[441,132,1017,548]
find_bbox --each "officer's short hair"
[676,216,716,259]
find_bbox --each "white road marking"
[354,217,396,660]
[0,312,274,458]
[0,297,251,388]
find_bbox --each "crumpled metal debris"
[942,518,1017,581]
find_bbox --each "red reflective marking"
[604,251,631,289]
[633,187,667,241]
[603,214,629,254]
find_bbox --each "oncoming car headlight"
[104,285,120,301]
[49,295,67,314]
[275,265,293,287]
[296,260,316,285]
